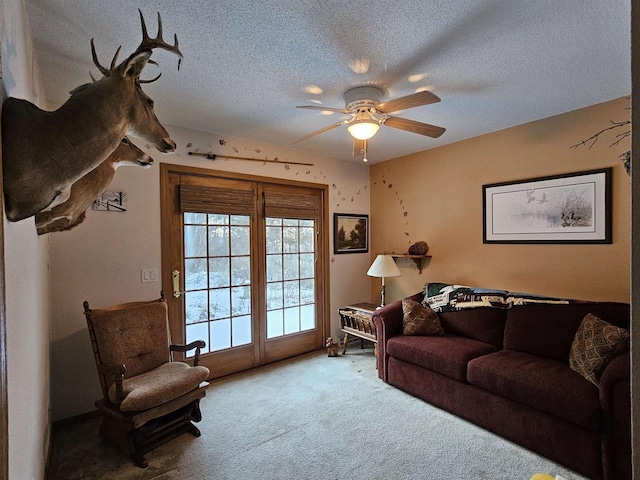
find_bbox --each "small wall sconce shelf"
[390,254,431,274]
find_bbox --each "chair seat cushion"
[386,334,497,382]
[467,350,600,430]
[111,361,210,411]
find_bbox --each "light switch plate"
[141,268,158,283]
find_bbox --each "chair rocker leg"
[98,412,138,462]
[187,422,201,437]
[133,453,149,469]
[190,398,203,423]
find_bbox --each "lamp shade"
[367,255,401,278]
[348,120,380,140]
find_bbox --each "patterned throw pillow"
[569,313,630,385]
[402,298,444,336]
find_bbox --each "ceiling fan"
[287,86,446,162]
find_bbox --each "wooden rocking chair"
[84,294,209,467]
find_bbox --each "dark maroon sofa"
[373,292,631,480]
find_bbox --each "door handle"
[172,270,186,298]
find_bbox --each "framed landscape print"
[92,191,127,211]
[334,213,369,254]
[483,168,612,244]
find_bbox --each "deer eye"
[121,138,130,145]
[147,98,154,108]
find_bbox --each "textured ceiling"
[24,0,630,164]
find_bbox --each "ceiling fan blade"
[383,116,446,138]
[376,91,441,114]
[296,105,351,114]
[353,138,365,156]
[285,122,345,145]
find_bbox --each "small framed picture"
[93,191,127,212]
[334,213,369,254]
[483,168,611,244]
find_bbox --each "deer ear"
[122,50,152,79]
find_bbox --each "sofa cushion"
[569,313,630,386]
[387,334,497,382]
[504,302,630,364]
[467,350,601,430]
[438,308,507,348]
[111,361,210,411]
[402,298,444,336]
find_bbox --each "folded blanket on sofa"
[423,282,583,312]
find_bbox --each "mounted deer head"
[1,9,181,222]
[35,137,153,235]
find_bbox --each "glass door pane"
[184,213,252,356]
[265,218,316,339]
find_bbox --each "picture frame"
[483,168,612,244]
[92,191,127,212]
[334,213,369,254]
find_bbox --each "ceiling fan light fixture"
[348,120,380,140]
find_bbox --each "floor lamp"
[367,254,402,308]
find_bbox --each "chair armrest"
[171,340,206,366]
[98,363,126,403]
[373,292,422,381]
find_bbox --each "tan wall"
[370,97,630,304]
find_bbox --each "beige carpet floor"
[46,348,586,480]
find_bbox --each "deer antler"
[137,9,183,69]
[109,46,122,70]
[138,59,161,84]
[138,73,162,84]
[90,40,123,77]
[90,9,182,81]
[90,39,111,76]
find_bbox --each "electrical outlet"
[141,268,158,283]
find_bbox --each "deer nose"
[138,156,154,167]
[160,138,176,153]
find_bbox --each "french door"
[161,164,329,378]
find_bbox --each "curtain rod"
[188,151,314,166]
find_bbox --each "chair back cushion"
[89,299,171,378]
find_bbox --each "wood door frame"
[166,172,260,377]
[258,181,327,364]
[160,163,330,372]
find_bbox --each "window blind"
[263,191,320,219]
[179,184,255,216]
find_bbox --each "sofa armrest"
[599,352,630,410]
[373,292,422,381]
[599,352,631,479]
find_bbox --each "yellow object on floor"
[530,475,555,480]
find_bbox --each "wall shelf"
[390,254,431,274]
